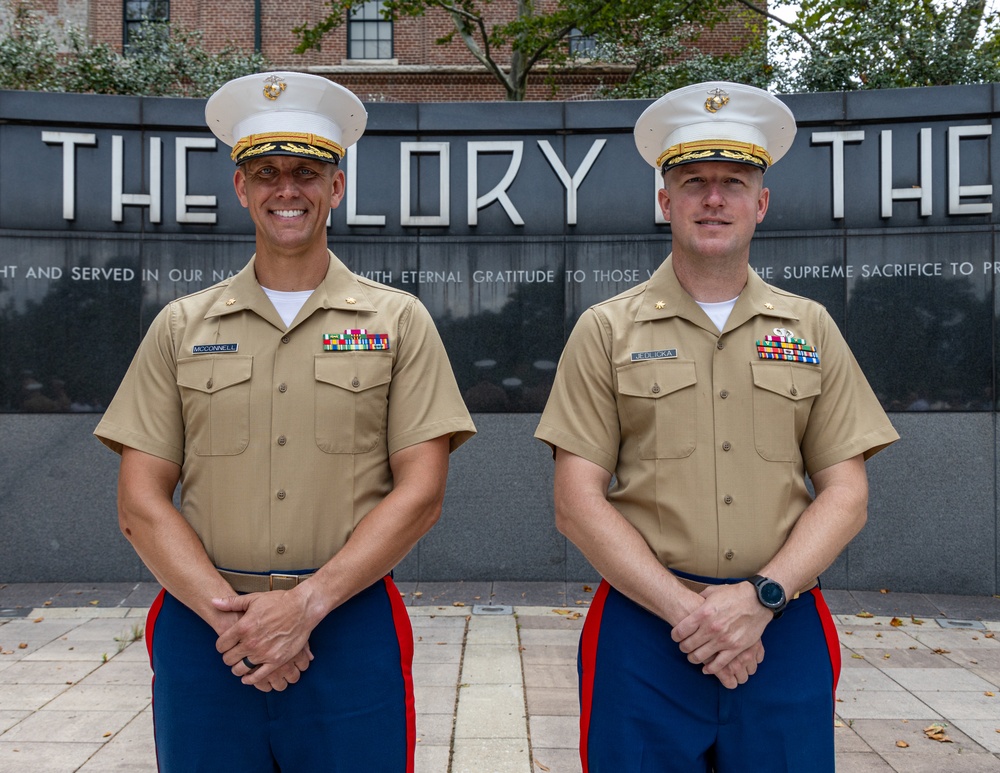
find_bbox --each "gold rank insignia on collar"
[764,302,774,310]
[655,301,666,310]
[346,297,357,304]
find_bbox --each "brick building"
[27,0,758,100]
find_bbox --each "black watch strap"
[747,574,787,619]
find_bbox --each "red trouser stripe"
[145,588,166,663]
[384,576,416,773]
[810,587,842,703]
[579,580,611,773]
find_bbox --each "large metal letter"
[346,144,386,226]
[467,141,524,226]
[175,137,217,224]
[948,125,992,215]
[42,131,97,221]
[811,130,865,219]
[112,135,162,223]
[880,128,932,218]
[537,139,606,226]
[401,142,450,227]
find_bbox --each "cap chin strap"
[657,139,772,171]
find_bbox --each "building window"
[124,0,170,48]
[348,1,393,60]
[568,28,596,58]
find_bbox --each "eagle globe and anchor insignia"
[704,88,730,113]
[263,75,286,101]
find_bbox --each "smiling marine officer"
[535,81,899,772]
[94,71,475,771]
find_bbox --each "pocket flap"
[751,361,822,401]
[616,360,697,399]
[176,356,253,394]
[315,353,393,393]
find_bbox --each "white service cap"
[634,81,796,172]
[205,71,367,164]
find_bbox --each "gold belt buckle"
[269,573,301,591]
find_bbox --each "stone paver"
[4,585,1000,771]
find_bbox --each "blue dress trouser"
[145,577,414,772]
[579,578,840,773]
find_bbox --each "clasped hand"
[670,583,772,690]
[212,590,315,693]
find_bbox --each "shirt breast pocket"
[315,353,393,454]
[751,362,822,462]
[176,356,253,456]
[616,360,697,459]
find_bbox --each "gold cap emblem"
[704,88,730,114]
[263,75,286,101]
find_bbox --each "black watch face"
[760,581,784,607]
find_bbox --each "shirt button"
[276,489,286,500]
[651,384,661,394]
[276,544,286,555]
[352,377,361,388]
[720,389,729,399]
[717,341,725,350]
[790,386,799,396]
[277,435,287,446]
[281,336,290,344]
[724,495,733,505]
[206,378,214,389]
[725,549,735,560]
[278,383,287,393]
[722,441,732,451]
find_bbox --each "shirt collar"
[635,254,800,332]
[205,251,378,327]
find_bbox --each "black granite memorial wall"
[0,84,998,591]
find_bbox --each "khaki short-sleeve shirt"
[95,252,475,572]
[535,255,898,579]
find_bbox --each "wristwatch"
[746,574,787,619]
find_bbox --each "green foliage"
[294,0,735,100]
[594,14,773,99]
[772,0,1000,91]
[0,1,268,97]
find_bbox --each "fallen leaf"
[883,654,891,659]
[932,648,950,655]
[880,588,890,594]
[890,617,904,627]
[17,643,27,649]
[1,650,12,656]
[534,760,551,772]
[412,592,423,598]
[583,585,593,593]
[987,632,996,639]
[910,615,924,625]
[876,633,883,638]
[553,609,572,615]
[923,724,952,743]
[895,740,909,748]
[473,596,481,600]
[986,692,995,697]
[856,611,874,618]
[89,601,99,606]
[43,601,52,606]
[909,646,918,650]
[834,719,845,727]
[103,732,112,738]
[851,654,865,659]
[843,630,854,635]
[33,617,43,623]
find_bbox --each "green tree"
[294,0,738,101]
[771,0,1000,91]
[0,1,268,97]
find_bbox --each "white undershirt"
[696,296,739,333]
[262,287,314,328]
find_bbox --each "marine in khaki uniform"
[535,81,898,772]
[95,72,475,771]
